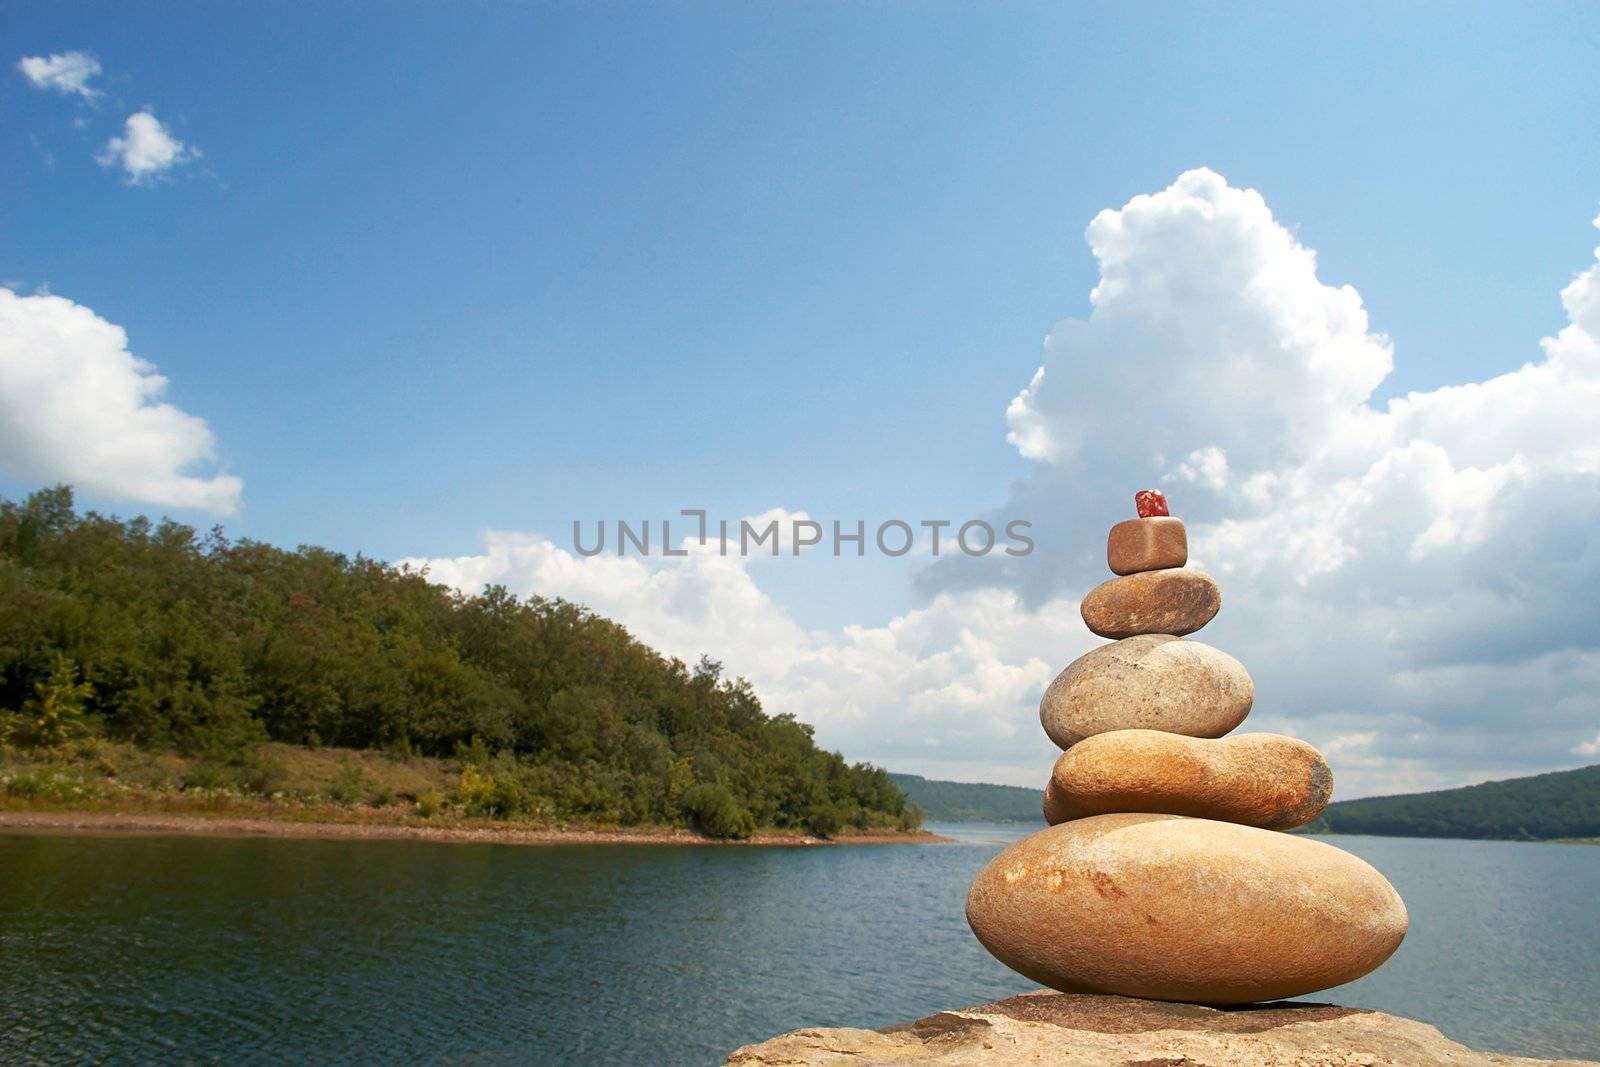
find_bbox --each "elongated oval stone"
[1046,730,1332,830]
[1107,517,1187,575]
[1080,568,1220,638]
[965,814,1408,1004]
[1039,635,1252,750]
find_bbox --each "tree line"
[1303,763,1600,840]
[889,773,1044,823]
[0,487,917,837]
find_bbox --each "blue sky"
[5,3,1600,790]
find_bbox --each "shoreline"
[0,809,955,848]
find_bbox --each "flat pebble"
[1080,568,1220,639]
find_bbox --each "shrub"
[182,761,234,791]
[682,783,756,840]
[455,764,522,818]
[491,776,524,818]
[207,747,284,796]
[2,768,101,804]
[415,789,442,817]
[453,736,491,767]
[803,802,844,839]
[233,756,283,796]
[7,655,92,749]
[558,778,619,820]
[327,766,368,806]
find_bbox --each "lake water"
[2,825,1597,1064]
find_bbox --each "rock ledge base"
[726,991,1596,1067]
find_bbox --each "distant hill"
[890,773,1044,824]
[894,761,1600,839]
[1305,763,1600,841]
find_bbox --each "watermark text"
[572,510,1033,558]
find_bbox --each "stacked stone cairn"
[966,490,1409,1005]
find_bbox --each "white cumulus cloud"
[926,169,1600,793]
[16,51,101,98]
[0,288,242,514]
[404,522,1086,786]
[411,170,1600,798]
[97,110,199,185]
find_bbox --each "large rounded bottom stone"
[966,814,1407,1004]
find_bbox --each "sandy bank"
[0,809,954,848]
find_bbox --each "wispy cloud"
[16,51,101,99]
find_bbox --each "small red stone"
[1135,489,1169,518]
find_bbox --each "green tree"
[6,654,92,748]
[0,486,920,835]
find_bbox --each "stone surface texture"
[1046,730,1332,830]
[1041,776,1072,825]
[1080,568,1221,638]
[965,814,1407,1004]
[1106,516,1187,575]
[725,991,1597,1066]
[1039,635,1252,750]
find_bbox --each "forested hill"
[1304,764,1600,840]
[0,487,916,838]
[890,773,1044,823]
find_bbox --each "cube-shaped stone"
[1107,516,1187,575]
